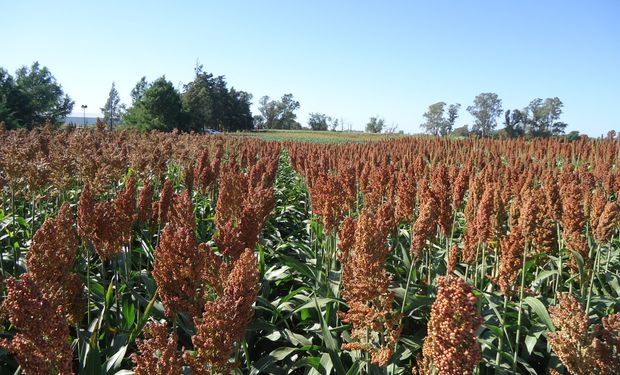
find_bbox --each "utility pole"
[81,104,88,127]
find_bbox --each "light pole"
[81,105,87,127]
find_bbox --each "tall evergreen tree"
[101,82,124,127]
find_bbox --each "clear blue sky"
[2,1,618,135]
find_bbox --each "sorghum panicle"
[152,224,209,318]
[340,203,401,366]
[0,274,74,375]
[495,225,524,296]
[156,179,174,226]
[77,183,97,241]
[26,202,84,324]
[410,194,438,260]
[395,171,416,224]
[594,200,619,243]
[137,179,154,225]
[186,249,259,375]
[548,293,620,374]
[114,176,137,243]
[132,321,183,375]
[419,275,482,375]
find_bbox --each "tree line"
[0,62,298,133]
[420,92,572,138]
[1,62,574,137]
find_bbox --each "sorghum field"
[0,123,619,374]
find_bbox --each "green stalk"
[495,295,509,367]
[480,244,486,290]
[426,247,432,286]
[400,253,416,317]
[604,234,613,273]
[443,210,459,273]
[84,240,91,326]
[473,243,480,286]
[1,190,6,277]
[11,187,17,276]
[513,243,528,373]
[30,192,36,239]
[554,222,563,304]
[585,244,600,315]
[242,340,251,370]
[114,258,121,324]
[393,246,418,364]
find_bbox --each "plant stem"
[480,244,486,290]
[604,234,613,273]
[496,295,509,368]
[85,240,91,326]
[513,243,528,373]
[554,222,563,304]
[585,244,600,315]
[400,254,416,317]
[11,187,17,276]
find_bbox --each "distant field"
[231,129,407,143]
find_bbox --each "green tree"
[131,77,148,103]
[329,118,340,131]
[308,112,331,131]
[467,93,502,137]
[124,76,185,132]
[100,82,125,127]
[365,116,385,133]
[256,94,301,129]
[565,130,581,141]
[227,88,253,132]
[421,102,460,136]
[421,102,446,136]
[182,66,253,132]
[446,103,461,135]
[0,62,74,128]
[503,109,527,138]
[0,68,28,129]
[526,97,567,137]
[451,125,469,138]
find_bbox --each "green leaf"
[293,297,343,314]
[524,296,555,331]
[104,344,127,374]
[607,274,620,296]
[281,254,315,279]
[264,264,291,281]
[300,308,310,321]
[122,296,136,329]
[315,298,346,375]
[317,353,333,375]
[569,249,585,283]
[516,356,539,375]
[524,335,538,355]
[533,270,559,285]
[80,342,102,375]
[105,276,115,310]
[249,347,297,375]
[345,361,360,375]
[290,356,321,371]
[87,280,106,298]
[129,288,159,343]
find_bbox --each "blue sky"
[2,1,618,135]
